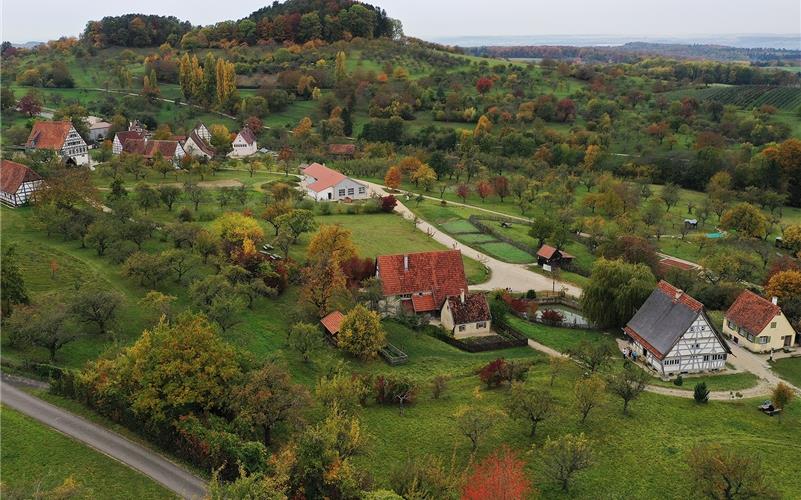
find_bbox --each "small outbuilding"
[321,310,345,343]
[441,290,491,339]
[536,244,574,268]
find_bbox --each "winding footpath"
[1,375,207,499]
[361,180,583,296]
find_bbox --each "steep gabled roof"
[376,250,468,309]
[446,293,491,324]
[187,130,215,157]
[624,281,707,359]
[114,130,145,146]
[122,139,181,159]
[26,121,73,150]
[121,138,148,155]
[1,160,42,194]
[237,127,256,145]
[726,290,783,335]
[302,162,348,192]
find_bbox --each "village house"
[375,249,469,316]
[25,121,89,166]
[624,281,730,376]
[1,159,43,207]
[112,130,146,155]
[301,162,368,201]
[122,138,186,164]
[229,127,258,158]
[86,116,112,143]
[183,123,216,159]
[441,290,492,339]
[536,244,574,268]
[723,291,797,353]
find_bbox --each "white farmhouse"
[229,127,258,158]
[1,159,44,206]
[623,281,730,376]
[26,121,89,166]
[86,116,112,142]
[183,130,215,159]
[301,162,368,202]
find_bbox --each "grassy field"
[1,406,174,499]
[647,371,761,392]
[771,357,801,387]
[507,316,619,352]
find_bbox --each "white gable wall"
[331,178,368,201]
[229,134,257,157]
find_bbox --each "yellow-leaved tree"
[337,304,385,360]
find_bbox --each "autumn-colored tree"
[574,375,606,424]
[410,164,436,191]
[475,180,493,203]
[384,165,402,190]
[461,446,533,500]
[492,176,510,202]
[337,304,385,360]
[232,363,311,446]
[475,76,493,94]
[215,58,237,109]
[455,404,501,453]
[293,116,313,137]
[456,184,470,203]
[542,433,593,492]
[765,270,801,302]
[645,122,669,144]
[212,212,264,258]
[507,382,555,438]
[335,50,348,82]
[687,444,778,500]
[18,92,42,117]
[474,115,492,138]
[307,224,357,267]
[720,203,767,239]
[396,156,423,175]
[261,201,292,235]
[302,257,347,317]
[381,195,397,213]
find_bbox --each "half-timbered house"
[1,160,43,206]
[623,281,730,376]
[26,121,89,166]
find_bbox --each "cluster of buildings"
[112,121,258,165]
[321,249,493,341]
[623,281,797,377]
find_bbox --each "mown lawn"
[506,316,619,352]
[355,357,801,498]
[771,357,801,387]
[0,406,174,499]
[647,371,760,392]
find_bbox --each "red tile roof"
[376,250,468,309]
[1,160,42,194]
[328,143,356,155]
[656,280,703,312]
[446,293,491,324]
[726,290,782,335]
[658,257,695,271]
[303,162,347,192]
[321,310,345,335]
[122,139,181,159]
[26,121,72,150]
[411,294,437,312]
[536,244,574,260]
[115,130,145,146]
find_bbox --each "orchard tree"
[68,285,124,337]
[720,203,767,239]
[455,404,500,453]
[492,176,510,202]
[158,185,182,211]
[232,363,311,446]
[574,375,606,423]
[7,298,77,361]
[476,180,493,203]
[275,209,316,243]
[542,433,593,492]
[507,383,555,438]
[410,164,436,191]
[476,76,493,94]
[771,382,794,423]
[337,304,385,360]
[765,270,801,301]
[462,446,533,500]
[456,184,470,203]
[606,363,649,415]
[1,245,29,316]
[687,444,778,500]
[288,322,323,363]
[384,166,402,190]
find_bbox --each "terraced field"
[670,84,801,111]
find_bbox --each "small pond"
[536,305,591,328]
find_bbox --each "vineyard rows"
[687,85,801,111]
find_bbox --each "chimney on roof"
[460,289,465,304]
[403,255,409,272]
[673,290,683,303]
[772,296,778,305]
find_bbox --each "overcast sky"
[2,0,799,43]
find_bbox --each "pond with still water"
[536,304,591,328]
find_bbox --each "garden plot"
[437,218,536,264]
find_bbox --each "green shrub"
[673,375,683,386]
[694,382,709,403]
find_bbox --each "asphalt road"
[1,378,207,499]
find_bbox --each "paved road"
[1,378,207,499]
[361,180,583,296]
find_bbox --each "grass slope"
[1,405,174,499]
